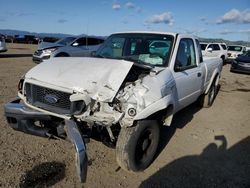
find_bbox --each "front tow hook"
[65,120,88,183]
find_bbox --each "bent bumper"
[4,99,88,182]
[4,98,52,137]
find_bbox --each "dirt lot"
[0,43,249,188]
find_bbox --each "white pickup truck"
[4,32,222,182]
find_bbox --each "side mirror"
[207,48,213,52]
[72,42,79,47]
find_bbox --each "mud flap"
[65,120,88,183]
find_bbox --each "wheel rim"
[135,128,154,165]
[209,84,215,104]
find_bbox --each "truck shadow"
[140,136,250,188]
[0,54,32,58]
[155,102,202,160]
[19,161,65,188]
[155,84,221,160]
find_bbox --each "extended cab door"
[172,37,204,110]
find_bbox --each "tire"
[221,56,225,65]
[199,81,217,108]
[116,120,160,172]
[55,53,69,57]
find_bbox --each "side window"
[207,44,213,50]
[213,44,220,51]
[88,38,103,45]
[75,37,87,46]
[195,39,203,63]
[175,38,197,71]
[221,44,227,50]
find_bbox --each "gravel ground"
[0,43,249,188]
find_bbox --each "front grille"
[34,50,43,56]
[25,83,71,114]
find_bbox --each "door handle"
[197,72,202,77]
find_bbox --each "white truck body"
[5,32,222,183]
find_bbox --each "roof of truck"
[112,31,178,37]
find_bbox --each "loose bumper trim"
[65,120,88,183]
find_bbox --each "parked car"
[40,37,60,43]
[5,35,14,43]
[4,31,222,183]
[200,42,227,63]
[226,45,246,62]
[230,50,250,74]
[32,35,105,63]
[0,34,7,53]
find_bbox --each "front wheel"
[116,120,160,172]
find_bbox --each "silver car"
[0,35,7,53]
[33,35,105,63]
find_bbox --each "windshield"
[95,33,174,67]
[200,43,207,50]
[56,37,76,45]
[228,46,242,52]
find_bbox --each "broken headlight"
[70,100,86,115]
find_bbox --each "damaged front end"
[4,57,173,183]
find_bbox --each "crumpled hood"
[25,57,134,102]
[38,42,64,50]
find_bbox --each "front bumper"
[231,63,250,74]
[4,98,52,137]
[4,99,88,182]
[32,54,50,63]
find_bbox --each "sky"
[0,0,250,41]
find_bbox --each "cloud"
[57,19,68,23]
[219,29,250,35]
[125,2,135,9]
[200,17,207,22]
[112,2,121,10]
[146,12,174,25]
[136,7,143,13]
[216,9,250,24]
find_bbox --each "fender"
[134,94,174,123]
[205,67,221,94]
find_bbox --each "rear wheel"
[199,81,217,108]
[116,120,160,172]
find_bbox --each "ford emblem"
[44,94,59,104]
